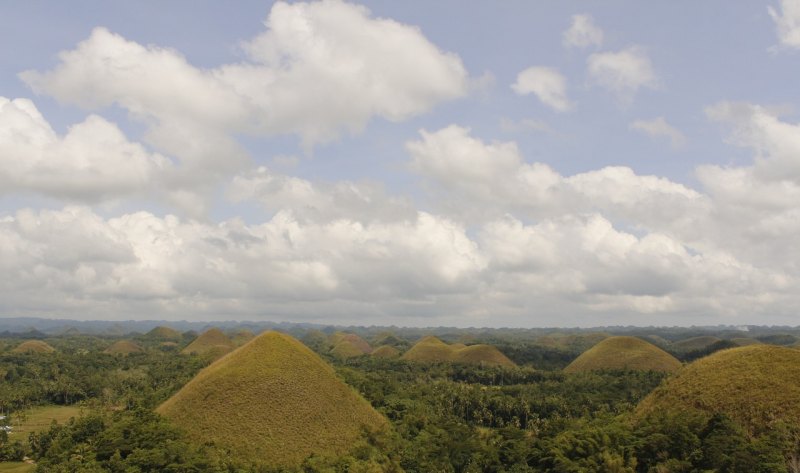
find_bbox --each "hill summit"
[180,328,235,358]
[564,336,681,373]
[144,326,182,341]
[11,340,55,354]
[636,345,800,435]
[103,340,144,355]
[402,336,515,367]
[157,331,387,468]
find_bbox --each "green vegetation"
[331,339,368,359]
[102,340,143,355]
[228,328,255,346]
[0,462,34,472]
[329,332,373,354]
[157,331,389,469]
[564,336,681,373]
[180,328,234,358]
[402,336,515,367]
[671,335,722,352]
[10,341,54,354]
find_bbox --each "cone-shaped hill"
[636,345,800,435]
[11,340,55,354]
[229,329,255,346]
[330,339,368,359]
[157,331,387,469]
[371,345,401,358]
[402,336,515,367]
[329,332,372,354]
[181,328,235,358]
[564,336,681,373]
[144,326,182,341]
[103,340,144,355]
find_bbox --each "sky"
[1,1,800,327]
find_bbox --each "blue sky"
[1,1,799,327]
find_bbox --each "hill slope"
[144,326,182,341]
[636,345,800,435]
[157,331,387,468]
[103,340,144,355]
[180,328,234,357]
[671,336,721,352]
[371,345,401,358]
[402,336,515,367]
[564,336,681,373]
[11,340,55,354]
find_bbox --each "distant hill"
[636,345,800,436]
[144,326,182,341]
[229,329,255,346]
[729,337,761,346]
[371,345,400,358]
[181,328,235,358]
[534,332,610,353]
[564,336,681,373]
[755,333,799,346]
[671,336,721,352]
[157,331,387,469]
[329,333,372,354]
[11,340,55,354]
[103,340,144,355]
[331,340,368,359]
[402,336,515,367]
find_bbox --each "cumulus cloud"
[511,66,573,112]
[769,0,800,50]
[228,167,416,223]
[629,117,686,148]
[0,97,169,201]
[21,1,468,149]
[563,14,604,49]
[587,46,658,101]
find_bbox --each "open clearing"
[8,405,83,436]
[0,463,35,473]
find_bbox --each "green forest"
[1,323,800,472]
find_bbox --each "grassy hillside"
[636,345,800,435]
[564,336,681,373]
[330,339,367,359]
[329,332,372,354]
[157,331,387,469]
[11,340,55,354]
[180,328,234,358]
[730,337,761,346]
[229,329,255,346]
[402,336,515,367]
[371,345,400,358]
[144,326,182,341]
[103,340,144,355]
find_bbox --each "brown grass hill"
[535,332,610,352]
[11,340,56,354]
[144,326,182,341]
[564,336,681,373]
[330,339,368,359]
[402,336,515,367]
[103,340,144,355]
[329,332,372,354]
[371,345,401,359]
[181,328,235,358]
[671,336,721,352]
[157,331,387,469]
[229,329,255,346]
[636,345,800,436]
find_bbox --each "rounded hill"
[371,345,400,358]
[11,340,55,354]
[402,336,514,367]
[564,336,681,373]
[671,336,721,352]
[329,332,372,354]
[181,328,234,358]
[636,345,800,435]
[157,331,387,469]
[103,340,144,355]
[144,326,182,341]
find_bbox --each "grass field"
[0,463,34,473]
[8,405,83,436]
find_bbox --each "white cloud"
[587,46,658,101]
[769,0,800,50]
[563,14,604,49]
[629,117,687,148]
[511,66,573,112]
[0,97,169,201]
[228,167,416,223]
[22,1,468,149]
